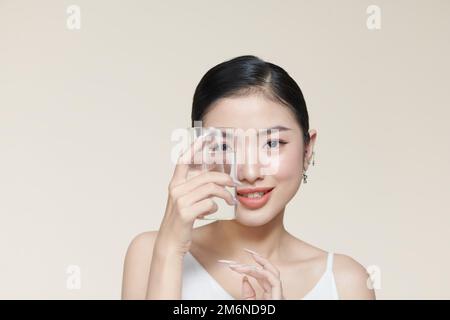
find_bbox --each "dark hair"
[191,55,310,146]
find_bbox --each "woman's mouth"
[236,187,275,210]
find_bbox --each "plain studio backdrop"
[1,0,449,299]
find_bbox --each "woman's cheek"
[263,149,302,180]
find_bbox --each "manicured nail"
[217,259,239,265]
[243,248,261,256]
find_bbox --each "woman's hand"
[229,249,286,300]
[154,134,237,257]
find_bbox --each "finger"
[181,171,236,194]
[235,268,285,300]
[181,182,235,206]
[229,264,283,299]
[245,251,280,278]
[241,276,256,300]
[171,133,212,186]
[186,198,218,220]
[229,265,272,293]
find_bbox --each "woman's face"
[202,93,316,226]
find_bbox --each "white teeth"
[240,192,265,198]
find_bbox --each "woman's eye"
[210,143,231,152]
[267,140,279,148]
[264,139,286,149]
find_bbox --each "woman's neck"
[208,209,290,261]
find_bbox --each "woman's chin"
[234,206,280,226]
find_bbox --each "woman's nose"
[237,162,263,185]
[236,144,264,184]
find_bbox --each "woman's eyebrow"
[259,126,292,134]
[216,126,292,136]
[266,125,291,131]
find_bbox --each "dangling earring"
[312,151,315,166]
[303,151,309,183]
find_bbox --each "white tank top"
[182,251,339,300]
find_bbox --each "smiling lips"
[236,187,275,210]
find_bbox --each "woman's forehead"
[203,95,299,130]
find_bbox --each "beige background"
[1,0,449,299]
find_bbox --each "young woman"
[121,55,376,300]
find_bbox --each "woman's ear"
[303,129,317,172]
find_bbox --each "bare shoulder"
[332,253,376,300]
[121,230,159,299]
[127,230,159,254]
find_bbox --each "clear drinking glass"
[187,126,238,220]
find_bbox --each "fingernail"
[243,248,261,256]
[217,259,239,265]
[233,180,243,186]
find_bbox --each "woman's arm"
[144,233,187,299]
[333,254,376,299]
[121,134,236,299]
[121,231,159,299]
[121,230,188,299]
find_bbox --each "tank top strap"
[326,251,334,274]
